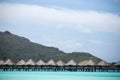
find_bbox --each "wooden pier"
[0,59,120,72]
[0,65,120,72]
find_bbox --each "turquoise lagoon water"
[0,71,120,80]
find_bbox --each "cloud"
[0,3,120,33]
[40,37,83,53]
[36,34,105,53]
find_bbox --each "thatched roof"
[46,59,56,65]
[56,60,65,66]
[78,59,95,66]
[115,61,120,66]
[85,59,95,65]
[78,60,88,66]
[16,59,26,65]
[98,61,110,66]
[65,59,77,65]
[4,59,14,65]
[0,60,4,65]
[36,60,45,65]
[25,59,35,65]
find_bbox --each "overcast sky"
[0,0,120,62]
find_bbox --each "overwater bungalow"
[78,60,96,72]
[97,60,110,72]
[2,59,14,71]
[65,59,77,71]
[55,60,65,71]
[45,59,56,71]
[23,59,36,71]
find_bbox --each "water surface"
[0,71,120,80]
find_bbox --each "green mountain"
[0,31,102,63]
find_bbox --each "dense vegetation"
[0,31,102,63]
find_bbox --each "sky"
[0,0,120,62]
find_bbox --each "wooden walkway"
[0,65,120,72]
